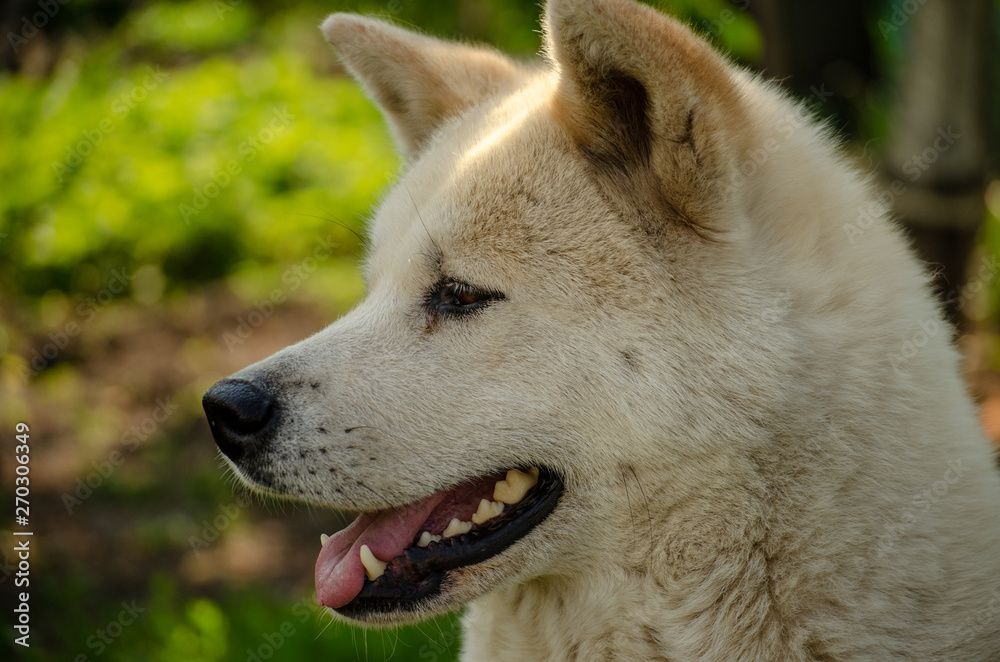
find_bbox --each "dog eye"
[454,288,481,306]
[426,280,504,317]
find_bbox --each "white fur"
[222,0,1000,658]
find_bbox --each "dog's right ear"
[321,15,523,159]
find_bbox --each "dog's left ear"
[545,0,752,232]
[322,14,524,159]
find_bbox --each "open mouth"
[316,467,563,617]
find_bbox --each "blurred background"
[0,0,998,659]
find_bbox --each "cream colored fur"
[224,0,1000,658]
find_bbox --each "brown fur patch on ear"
[322,14,525,158]
[553,67,653,175]
[551,85,710,240]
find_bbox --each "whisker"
[622,466,638,545]
[279,210,367,246]
[403,183,443,267]
[628,464,654,551]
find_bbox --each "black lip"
[334,468,564,619]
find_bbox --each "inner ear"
[570,70,653,175]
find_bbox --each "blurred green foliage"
[0,8,395,306]
[17,573,462,661]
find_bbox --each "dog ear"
[544,0,751,233]
[321,15,524,159]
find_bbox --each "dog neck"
[462,571,673,660]
[459,505,783,661]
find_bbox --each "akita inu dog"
[203,0,1000,658]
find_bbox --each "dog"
[202,0,1000,658]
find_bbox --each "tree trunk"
[883,0,994,328]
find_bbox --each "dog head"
[204,0,805,625]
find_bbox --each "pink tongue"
[315,493,447,609]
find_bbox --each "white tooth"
[471,498,505,525]
[417,531,442,547]
[359,544,387,580]
[442,518,474,539]
[493,468,539,505]
[493,480,515,504]
[320,533,330,546]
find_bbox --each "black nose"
[202,378,277,463]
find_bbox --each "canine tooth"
[417,531,442,547]
[493,468,539,505]
[320,533,330,546]
[472,498,505,525]
[359,544,386,580]
[442,518,474,539]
